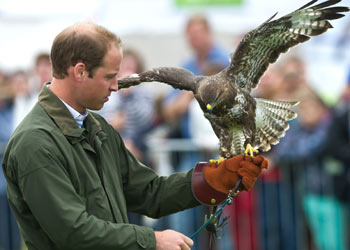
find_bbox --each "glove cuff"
[192,162,227,206]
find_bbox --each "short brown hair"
[185,14,211,33]
[123,48,145,74]
[35,52,50,66]
[50,23,121,79]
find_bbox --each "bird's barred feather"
[256,98,299,120]
[254,98,299,152]
[229,125,246,156]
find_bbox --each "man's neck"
[49,78,86,114]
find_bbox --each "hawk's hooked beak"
[206,104,213,114]
[207,95,221,113]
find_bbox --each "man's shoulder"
[14,103,53,131]
[10,104,59,150]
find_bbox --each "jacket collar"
[38,83,102,138]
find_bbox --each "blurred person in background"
[0,71,21,250]
[0,71,11,100]
[158,14,230,249]
[2,22,267,250]
[271,79,349,250]
[320,67,350,250]
[276,56,308,101]
[274,88,330,250]
[255,56,309,250]
[182,14,230,75]
[252,64,284,100]
[272,81,350,250]
[29,53,52,92]
[159,13,230,123]
[158,13,230,145]
[13,52,51,130]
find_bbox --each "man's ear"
[73,63,87,81]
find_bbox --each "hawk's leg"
[218,128,234,159]
[243,121,258,158]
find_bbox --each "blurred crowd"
[1,14,349,250]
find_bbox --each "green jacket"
[2,85,200,250]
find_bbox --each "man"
[160,14,229,126]
[183,14,229,75]
[0,72,21,250]
[2,22,267,250]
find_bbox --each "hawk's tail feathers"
[254,98,299,152]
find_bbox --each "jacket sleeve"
[12,138,156,250]
[118,133,201,218]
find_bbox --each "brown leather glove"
[192,155,268,206]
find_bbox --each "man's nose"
[110,77,118,92]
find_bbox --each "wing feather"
[118,67,203,93]
[228,0,349,91]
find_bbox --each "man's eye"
[106,75,114,80]
[106,73,118,80]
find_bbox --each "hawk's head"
[203,84,237,116]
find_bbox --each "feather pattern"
[228,0,349,91]
[254,99,299,152]
[230,125,246,156]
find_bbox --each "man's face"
[36,59,52,86]
[186,22,212,56]
[79,45,122,111]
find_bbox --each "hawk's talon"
[209,157,225,165]
[244,143,259,158]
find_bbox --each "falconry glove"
[192,155,268,206]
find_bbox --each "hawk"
[118,0,349,158]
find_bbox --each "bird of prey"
[118,0,349,158]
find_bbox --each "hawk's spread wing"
[118,67,204,94]
[228,0,349,91]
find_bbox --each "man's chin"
[88,103,104,111]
